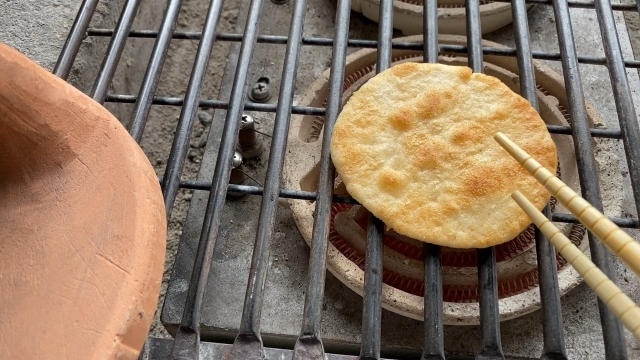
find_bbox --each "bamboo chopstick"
[494,132,640,278]
[512,190,640,341]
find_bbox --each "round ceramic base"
[283,34,622,324]
[351,0,530,36]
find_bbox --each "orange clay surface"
[0,43,166,359]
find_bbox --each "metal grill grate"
[54,0,640,358]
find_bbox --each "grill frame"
[52,0,640,358]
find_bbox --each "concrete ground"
[2,0,640,359]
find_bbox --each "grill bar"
[106,91,632,138]
[108,95,326,114]
[103,91,637,138]
[53,0,99,79]
[182,179,640,227]
[170,0,261,357]
[476,248,504,359]
[550,0,628,357]
[511,0,567,357]
[422,1,438,64]
[550,212,635,227]
[536,206,568,360]
[229,0,307,357]
[422,244,444,360]
[465,0,483,73]
[594,0,640,220]
[545,125,621,138]
[361,215,385,360]
[85,29,640,68]
[510,0,538,110]
[466,0,504,358]
[360,1,393,358]
[128,0,183,142]
[492,0,635,9]
[160,0,225,221]
[375,0,394,72]
[90,0,142,104]
[114,93,640,138]
[421,0,445,359]
[293,0,351,358]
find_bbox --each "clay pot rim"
[0,43,166,358]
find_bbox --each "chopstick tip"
[511,190,525,203]
[493,132,509,150]
[493,132,530,164]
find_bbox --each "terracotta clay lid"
[0,43,166,359]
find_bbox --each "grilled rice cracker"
[330,62,557,248]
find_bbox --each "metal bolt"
[232,152,243,168]
[248,77,272,103]
[271,0,288,4]
[228,151,246,198]
[237,114,263,159]
[240,114,255,130]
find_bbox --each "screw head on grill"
[240,114,255,130]
[248,77,272,102]
[232,152,243,168]
[237,113,263,159]
[228,152,247,198]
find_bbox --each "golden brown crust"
[330,62,557,248]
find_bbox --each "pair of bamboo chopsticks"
[494,132,640,341]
